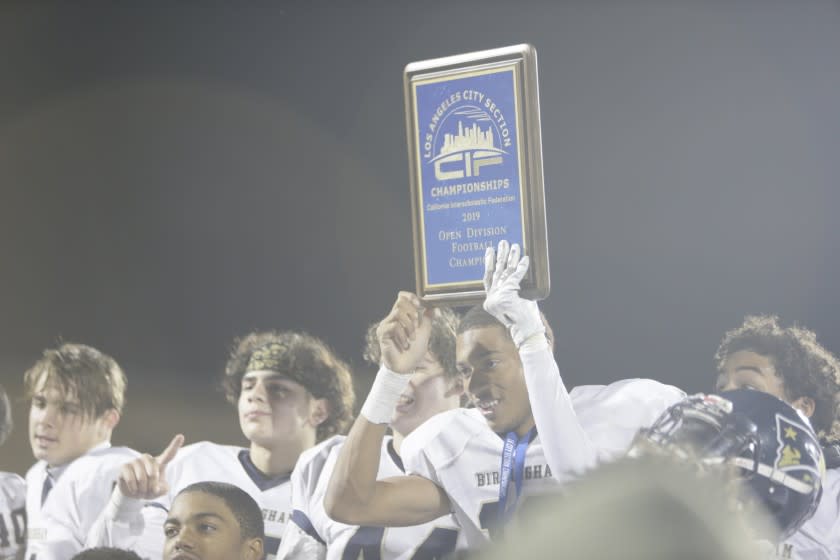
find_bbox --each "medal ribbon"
[497,427,537,524]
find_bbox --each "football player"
[163,481,264,560]
[714,316,840,559]
[631,389,824,547]
[70,548,142,560]
[278,307,466,559]
[24,343,138,559]
[88,331,355,560]
[325,241,684,550]
[1,384,26,560]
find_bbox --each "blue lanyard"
[497,427,536,524]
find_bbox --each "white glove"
[483,240,546,350]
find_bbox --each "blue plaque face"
[413,67,525,287]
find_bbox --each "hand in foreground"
[118,434,184,499]
[376,291,433,373]
[483,240,544,348]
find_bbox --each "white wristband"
[360,365,412,425]
[518,330,549,354]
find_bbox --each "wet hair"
[222,330,355,440]
[23,343,127,418]
[363,307,460,380]
[175,481,264,543]
[0,384,11,447]
[456,305,555,351]
[71,547,143,560]
[715,315,840,439]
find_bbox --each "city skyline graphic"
[431,105,507,161]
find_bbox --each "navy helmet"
[632,389,824,540]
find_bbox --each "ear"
[242,537,264,560]
[308,398,330,427]
[444,376,465,399]
[100,408,120,430]
[791,396,816,419]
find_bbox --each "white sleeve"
[84,486,166,559]
[519,342,598,478]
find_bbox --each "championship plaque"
[404,44,549,305]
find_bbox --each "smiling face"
[28,374,112,467]
[456,325,534,437]
[163,491,262,560]
[389,351,461,437]
[238,370,324,450]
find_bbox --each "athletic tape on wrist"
[518,330,549,353]
[360,365,412,425]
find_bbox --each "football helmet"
[631,389,824,540]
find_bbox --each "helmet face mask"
[632,389,824,541]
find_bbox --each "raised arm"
[85,434,184,555]
[324,292,451,526]
[483,241,598,477]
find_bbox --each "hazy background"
[2,0,839,475]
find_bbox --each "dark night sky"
[2,0,839,474]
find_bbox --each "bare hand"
[118,434,184,499]
[376,291,433,374]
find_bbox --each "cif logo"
[430,107,506,181]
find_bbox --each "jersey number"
[0,506,25,548]
[342,526,459,560]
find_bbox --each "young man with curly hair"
[714,315,840,560]
[88,331,355,560]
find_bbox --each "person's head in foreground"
[71,548,143,560]
[164,481,265,560]
[631,389,824,542]
[479,455,770,560]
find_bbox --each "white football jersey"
[520,344,686,478]
[89,441,292,560]
[0,472,26,560]
[780,468,840,559]
[25,444,139,560]
[401,408,561,549]
[279,435,465,560]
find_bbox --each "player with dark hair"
[279,308,466,559]
[24,343,138,559]
[325,242,684,551]
[1,384,26,560]
[71,548,143,560]
[163,481,264,560]
[714,316,840,559]
[715,315,840,441]
[88,331,355,559]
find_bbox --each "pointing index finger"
[156,434,184,466]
